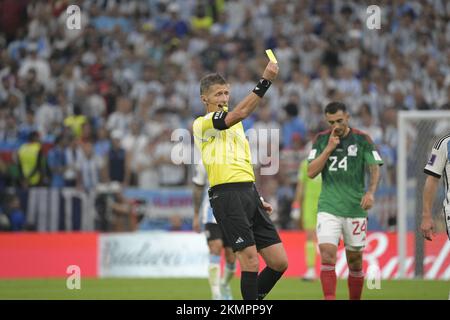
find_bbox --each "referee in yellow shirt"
[193,59,288,300]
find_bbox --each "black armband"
[212,110,228,130]
[252,78,272,98]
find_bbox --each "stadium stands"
[0,0,449,232]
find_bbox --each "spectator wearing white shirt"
[336,66,362,101]
[106,96,134,136]
[311,66,336,106]
[18,44,51,89]
[357,104,383,145]
[64,133,83,187]
[274,37,295,81]
[252,102,282,170]
[153,129,186,187]
[135,138,159,189]
[34,92,63,140]
[121,120,148,186]
[130,65,164,103]
[76,141,105,192]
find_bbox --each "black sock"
[257,267,285,300]
[240,271,258,300]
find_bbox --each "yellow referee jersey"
[193,112,255,187]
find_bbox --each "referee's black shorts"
[204,222,231,248]
[208,182,281,252]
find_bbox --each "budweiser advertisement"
[0,231,448,279]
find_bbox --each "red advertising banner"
[0,233,98,278]
[0,231,448,279]
[271,231,449,279]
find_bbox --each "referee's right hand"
[262,61,279,81]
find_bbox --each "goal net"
[397,110,450,278]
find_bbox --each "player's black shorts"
[204,223,231,247]
[208,182,282,252]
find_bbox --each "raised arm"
[224,61,278,128]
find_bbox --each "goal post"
[397,110,450,279]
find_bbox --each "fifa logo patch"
[428,154,436,166]
[348,144,358,156]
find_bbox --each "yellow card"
[265,49,278,63]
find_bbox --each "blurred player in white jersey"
[421,133,450,241]
[192,161,237,300]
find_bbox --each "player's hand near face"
[262,61,279,81]
[360,191,374,210]
[325,127,340,153]
[420,216,436,241]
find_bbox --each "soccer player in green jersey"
[307,102,383,300]
[292,159,322,280]
[193,59,288,300]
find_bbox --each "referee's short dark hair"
[200,73,227,95]
[325,101,347,114]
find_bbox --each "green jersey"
[307,128,383,218]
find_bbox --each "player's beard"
[334,126,347,137]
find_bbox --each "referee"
[193,60,288,300]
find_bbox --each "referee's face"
[325,110,350,137]
[202,84,230,113]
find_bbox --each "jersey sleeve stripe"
[433,134,450,149]
[424,168,441,178]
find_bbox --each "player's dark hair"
[200,73,227,95]
[324,101,347,114]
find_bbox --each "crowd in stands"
[0,0,449,231]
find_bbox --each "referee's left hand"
[261,200,273,215]
[262,61,279,81]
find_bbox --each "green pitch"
[0,278,448,300]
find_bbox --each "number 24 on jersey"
[329,156,347,171]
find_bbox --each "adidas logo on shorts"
[235,237,244,244]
